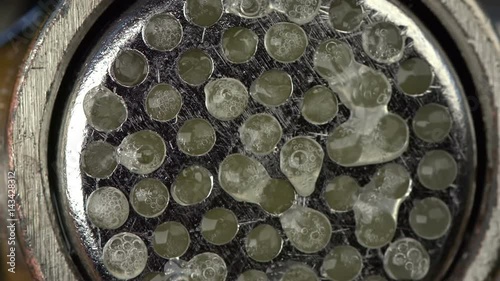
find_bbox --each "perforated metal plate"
[54,0,476,280]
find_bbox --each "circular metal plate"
[55,0,475,280]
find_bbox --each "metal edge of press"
[6,0,110,280]
[420,0,500,280]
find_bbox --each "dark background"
[481,0,500,33]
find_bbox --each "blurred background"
[0,0,498,280]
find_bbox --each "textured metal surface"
[423,0,500,280]
[7,0,500,281]
[7,1,111,280]
[55,0,475,280]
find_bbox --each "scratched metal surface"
[54,0,476,280]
